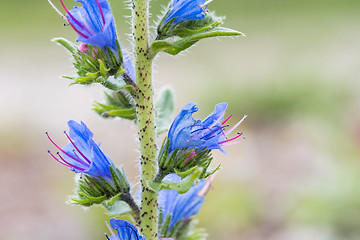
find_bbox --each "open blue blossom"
[167,102,246,153]
[159,174,207,231]
[49,0,117,50]
[107,218,145,240]
[47,120,114,181]
[164,0,209,25]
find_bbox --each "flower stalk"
[131,0,158,239]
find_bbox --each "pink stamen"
[220,137,246,146]
[59,0,92,37]
[95,0,106,25]
[224,115,247,135]
[218,132,243,145]
[48,150,71,167]
[46,132,87,165]
[190,113,225,140]
[64,131,91,164]
[57,152,86,171]
[221,115,232,125]
[72,150,90,166]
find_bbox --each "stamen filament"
[46,132,88,166]
[224,115,247,135]
[95,0,106,25]
[57,152,86,171]
[64,131,91,164]
[59,0,92,36]
[221,115,232,125]
[48,150,71,167]
[218,132,243,145]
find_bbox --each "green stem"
[132,0,158,239]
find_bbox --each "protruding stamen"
[221,115,232,125]
[59,0,92,37]
[221,137,246,146]
[64,131,91,164]
[224,115,247,135]
[218,132,243,145]
[46,132,88,167]
[104,233,110,240]
[95,0,106,25]
[57,152,86,171]
[48,150,71,167]
[48,0,66,19]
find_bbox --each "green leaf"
[147,167,203,194]
[52,37,77,54]
[103,195,133,216]
[156,87,175,135]
[151,27,243,56]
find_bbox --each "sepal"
[156,87,175,135]
[147,167,202,194]
[156,138,219,181]
[152,12,243,56]
[69,165,130,207]
[93,90,136,120]
[53,38,135,89]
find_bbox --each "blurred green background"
[1,0,360,239]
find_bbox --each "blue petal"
[165,0,206,24]
[168,103,198,152]
[67,0,117,49]
[159,174,205,230]
[109,218,145,240]
[122,50,136,82]
[202,102,227,127]
[85,140,113,179]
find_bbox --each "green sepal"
[156,138,217,181]
[151,26,243,56]
[71,192,107,207]
[148,167,202,194]
[92,90,136,120]
[174,166,199,179]
[53,37,136,90]
[52,37,77,54]
[155,87,175,135]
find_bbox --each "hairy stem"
[131,0,158,239]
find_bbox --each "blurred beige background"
[1,0,360,239]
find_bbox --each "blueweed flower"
[47,120,114,181]
[167,102,246,153]
[48,0,118,50]
[159,174,210,231]
[106,218,145,240]
[164,0,211,25]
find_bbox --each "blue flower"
[47,120,114,181]
[164,0,209,25]
[158,174,207,231]
[107,218,145,240]
[167,102,246,153]
[49,0,118,50]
